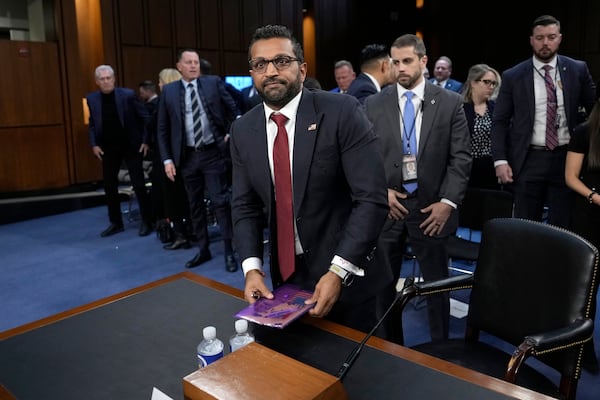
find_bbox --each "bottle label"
[198,351,223,368]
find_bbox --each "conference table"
[0,272,553,399]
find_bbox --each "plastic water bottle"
[229,319,255,352]
[197,326,224,368]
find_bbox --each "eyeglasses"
[249,56,300,73]
[477,79,498,88]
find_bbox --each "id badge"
[402,154,418,182]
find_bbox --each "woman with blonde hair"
[158,68,182,90]
[461,63,502,189]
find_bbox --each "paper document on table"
[235,284,315,328]
[151,387,174,400]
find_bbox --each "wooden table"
[0,272,553,400]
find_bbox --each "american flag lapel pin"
[308,123,317,131]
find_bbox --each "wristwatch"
[329,264,354,287]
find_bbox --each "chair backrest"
[459,188,513,231]
[468,218,598,377]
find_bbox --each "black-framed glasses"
[249,56,300,73]
[477,79,498,88]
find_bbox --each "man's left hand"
[420,202,452,236]
[139,143,149,157]
[305,271,342,318]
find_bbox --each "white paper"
[151,387,174,400]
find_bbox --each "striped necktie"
[542,65,558,150]
[188,83,203,148]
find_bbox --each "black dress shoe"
[163,236,190,250]
[100,223,124,237]
[138,222,153,237]
[225,253,239,273]
[185,251,212,269]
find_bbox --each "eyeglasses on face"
[249,56,300,73]
[477,79,498,88]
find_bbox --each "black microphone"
[335,277,415,381]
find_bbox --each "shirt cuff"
[493,159,508,167]
[241,256,263,277]
[331,255,365,277]
[440,198,457,209]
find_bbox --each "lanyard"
[398,99,422,154]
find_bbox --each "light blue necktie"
[403,91,418,193]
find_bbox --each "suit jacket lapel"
[556,56,572,121]
[293,90,321,213]
[420,84,438,154]
[382,85,402,151]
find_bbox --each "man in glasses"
[157,49,242,273]
[229,25,391,334]
[491,15,596,229]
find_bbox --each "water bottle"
[229,319,255,352]
[197,326,224,368]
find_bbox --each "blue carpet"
[0,206,598,398]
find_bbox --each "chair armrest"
[389,275,475,345]
[505,318,594,382]
[413,274,474,295]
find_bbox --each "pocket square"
[308,123,317,131]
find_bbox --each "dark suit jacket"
[346,73,377,104]
[229,89,390,303]
[86,87,149,150]
[157,75,241,166]
[364,82,472,234]
[463,100,495,135]
[430,78,463,93]
[491,55,596,177]
[240,85,262,113]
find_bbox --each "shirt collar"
[263,90,303,122]
[532,55,558,72]
[397,79,426,103]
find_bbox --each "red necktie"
[271,113,295,280]
[542,65,558,150]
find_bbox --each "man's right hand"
[388,188,409,220]
[495,164,514,184]
[164,162,177,182]
[92,146,104,160]
[244,269,273,304]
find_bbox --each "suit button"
[394,163,400,168]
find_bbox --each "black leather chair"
[391,218,599,400]
[447,188,513,274]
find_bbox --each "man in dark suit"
[157,49,241,272]
[329,59,355,94]
[240,84,262,113]
[346,44,397,104]
[491,15,596,228]
[86,65,152,237]
[230,25,391,334]
[364,34,472,341]
[429,56,463,93]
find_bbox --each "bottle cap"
[203,326,216,340]
[235,319,248,333]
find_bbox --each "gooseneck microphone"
[335,277,415,381]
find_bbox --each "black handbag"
[155,219,174,243]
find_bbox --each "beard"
[397,70,422,90]
[534,47,557,63]
[257,74,303,109]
